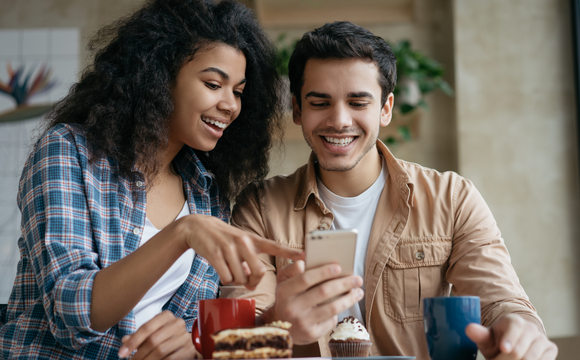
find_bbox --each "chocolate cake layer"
[211,323,293,359]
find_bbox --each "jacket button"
[415,251,425,261]
[136,181,144,187]
[319,223,330,231]
[133,228,141,235]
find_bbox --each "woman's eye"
[311,102,327,107]
[234,91,243,98]
[205,82,220,90]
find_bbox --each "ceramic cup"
[192,298,255,359]
[423,296,481,360]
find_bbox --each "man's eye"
[351,102,368,107]
[205,82,220,90]
[311,102,327,107]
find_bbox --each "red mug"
[192,298,256,359]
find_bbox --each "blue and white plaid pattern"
[0,124,226,359]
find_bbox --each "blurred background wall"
[0,0,578,358]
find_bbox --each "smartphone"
[305,229,357,276]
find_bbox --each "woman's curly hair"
[44,0,283,201]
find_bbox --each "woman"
[0,0,301,359]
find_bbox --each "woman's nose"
[218,91,240,115]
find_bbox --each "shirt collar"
[173,146,214,192]
[294,139,415,210]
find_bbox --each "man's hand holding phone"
[257,229,363,345]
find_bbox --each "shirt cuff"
[52,269,107,348]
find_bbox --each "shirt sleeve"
[17,127,106,349]
[447,177,544,333]
[230,183,277,314]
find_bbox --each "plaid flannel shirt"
[0,124,226,359]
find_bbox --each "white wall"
[0,28,79,302]
[454,0,580,338]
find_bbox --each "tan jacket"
[231,140,543,359]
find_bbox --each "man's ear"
[292,96,302,125]
[380,92,394,127]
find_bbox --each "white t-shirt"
[133,200,195,329]
[316,157,387,325]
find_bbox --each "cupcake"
[328,316,372,357]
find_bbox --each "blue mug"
[423,296,481,360]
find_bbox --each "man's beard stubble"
[302,125,379,172]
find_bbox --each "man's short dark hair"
[288,21,397,108]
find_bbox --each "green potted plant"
[385,40,453,144]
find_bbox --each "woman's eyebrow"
[200,67,247,85]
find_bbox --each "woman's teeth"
[202,117,227,129]
[324,136,355,146]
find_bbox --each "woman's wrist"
[171,215,197,254]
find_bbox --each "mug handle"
[192,318,202,354]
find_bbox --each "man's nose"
[327,103,353,129]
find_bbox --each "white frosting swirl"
[329,316,370,341]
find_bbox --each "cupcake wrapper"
[328,342,372,357]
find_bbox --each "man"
[231,22,558,360]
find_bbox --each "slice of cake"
[211,321,293,359]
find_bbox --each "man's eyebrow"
[305,91,331,99]
[348,91,374,99]
[200,67,247,85]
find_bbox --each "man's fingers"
[538,341,559,360]
[509,328,538,359]
[252,236,304,260]
[518,337,558,360]
[278,264,344,297]
[303,275,363,308]
[465,323,495,352]
[311,288,364,324]
[292,316,338,345]
[277,260,305,283]
[522,337,547,360]
[496,315,525,354]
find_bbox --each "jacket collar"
[294,140,415,210]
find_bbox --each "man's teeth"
[324,136,355,146]
[202,117,227,129]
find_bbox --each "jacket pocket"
[383,237,452,323]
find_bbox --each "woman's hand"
[118,311,196,360]
[178,214,304,290]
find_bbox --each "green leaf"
[274,34,298,76]
[400,103,416,114]
[387,36,454,109]
[397,126,412,141]
[384,136,397,145]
